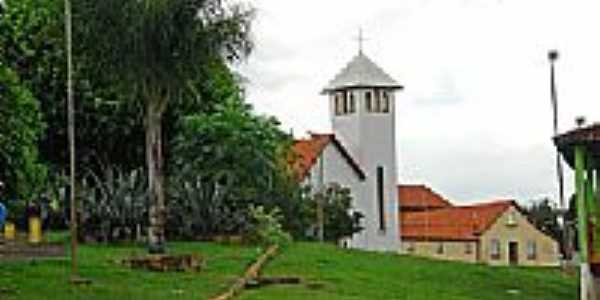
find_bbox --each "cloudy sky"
[237,0,600,205]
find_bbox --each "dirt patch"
[0,241,66,261]
[121,253,204,272]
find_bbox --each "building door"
[509,241,519,265]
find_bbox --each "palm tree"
[74,0,253,252]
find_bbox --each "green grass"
[0,241,577,300]
[239,243,577,300]
[0,240,263,300]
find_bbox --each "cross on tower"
[356,28,368,54]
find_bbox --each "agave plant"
[80,166,148,243]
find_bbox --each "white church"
[292,49,402,252]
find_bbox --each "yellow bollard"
[4,221,15,240]
[28,217,42,244]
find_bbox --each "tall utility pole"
[65,0,78,281]
[548,50,569,257]
[549,50,564,209]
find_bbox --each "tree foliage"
[525,198,563,246]
[309,184,364,242]
[74,0,254,250]
[0,64,47,206]
[0,0,146,174]
[168,94,298,239]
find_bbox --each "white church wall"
[355,90,400,252]
[303,143,368,249]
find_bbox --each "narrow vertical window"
[365,91,372,112]
[341,92,347,114]
[490,239,500,260]
[527,241,537,260]
[381,91,390,113]
[377,166,385,231]
[336,92,346,115]
[374,89,381,112]
[348,91,355,113]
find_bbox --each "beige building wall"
[479,206,559,267]
[402,240,478,263]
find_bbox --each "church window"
[381,91,390,113]
[335,92,346,115]
[377,166,386,231]
[365,91,373,112]
[341,92,347,114]
[373,90,381,112]
[348,91,356,113]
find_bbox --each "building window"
[465,243,472,255]
[365,91,373,112]
[407,242,415,253]
[381,91,390,113]
[490,239,501,260]
[527,241,537,260]
[373,90,381,112]
[334,94,342,115]
[377,166,385,231]
[348,91,356,113]
[437,242,444,254]
[506,211,517,226]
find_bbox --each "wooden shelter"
[554,122,600,300]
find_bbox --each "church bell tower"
[321,49,403,251]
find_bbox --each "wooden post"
[317,156,325,243]
[587,165,598,248]
[576,145,594,300]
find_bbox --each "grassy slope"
[0,241,262,300]
[239,243,577,300]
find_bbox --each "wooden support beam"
[576,145,589,263]
[576,146,596,300]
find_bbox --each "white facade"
[302,143,368,247]
[305,52,402,252]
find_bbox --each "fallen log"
[208,244,279,300]
[245,276,301,289]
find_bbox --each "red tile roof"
[398,185,453,210]
[400,200,515,241]
[290,133,365,181]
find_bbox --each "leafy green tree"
[310,184,364,243]
[168,94,298,239]
[75,0,253,251]
[525,198,563,245]
[0,64,47,212]
[0,0,146,175]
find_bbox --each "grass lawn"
[0,237,262,300]
[0,240,577,300]
[239,242,577,300]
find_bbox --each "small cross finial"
[356,28,367,54]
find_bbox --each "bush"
[247,205,291,247]
[166,176,251,240]
[79,166,148,243]
[0,64,47,216]
[308,184,364,243]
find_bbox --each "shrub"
[79,167,148,243]
[247,205,292,247]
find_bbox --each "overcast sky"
[237,0,600,205]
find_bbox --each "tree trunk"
[146,101,166,253]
